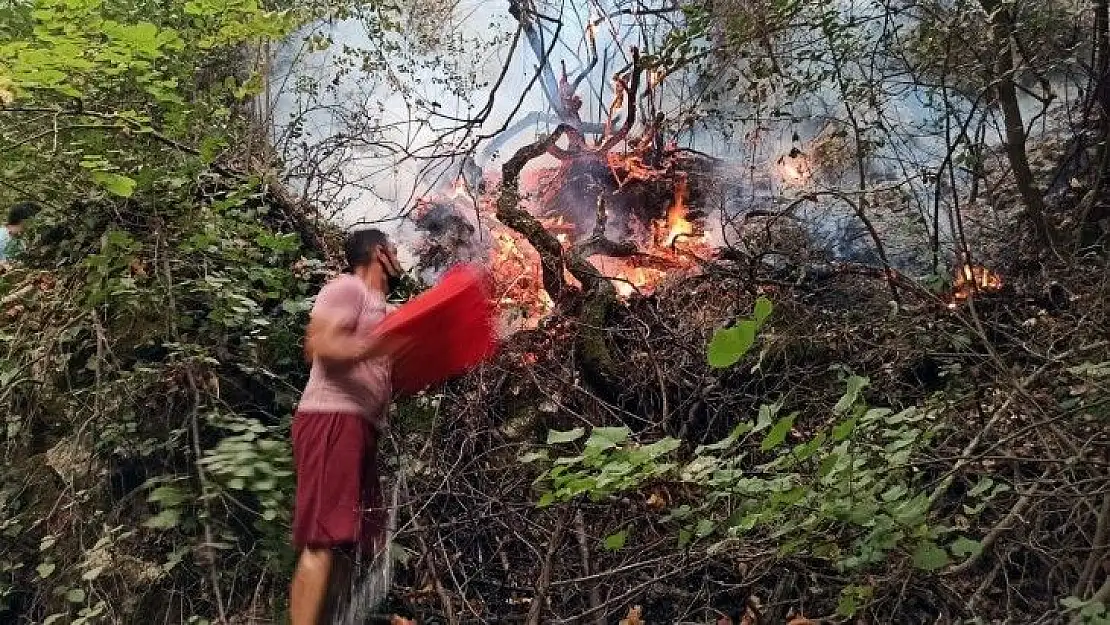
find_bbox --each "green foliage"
[0,171,325,619]
[837,584,874,618]
[0,0,299,211]
[1061,596,1110,625]
[525,374,959,580]
[199,412,296,568]
[603,529,628,551]
[707,296,772,368]
[0,0,321,621]
[0,0,294,104]
[524,425,680,507]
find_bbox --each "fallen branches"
[384,245,1109,624]
[524,506,573,625]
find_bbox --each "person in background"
[0,201,38,265]
[290,228,414,625]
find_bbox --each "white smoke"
[267,0,1082,276]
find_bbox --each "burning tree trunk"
[496,125,622,389]
[496,128,569,299]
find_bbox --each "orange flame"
[949,264,1003,307]
[661,176,693,247]
[778,153,810,185]
[424,159,714,332]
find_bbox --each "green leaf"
[546,428,585,444]
[281,299,311,314]
[695,421,753,454]
[791,431,826,461]
[91,171,137,198]
[837,591,858,617]
[831,416,857,441]
[694,518,715,538]
[818,452,841,479]
[147,485,185,506]
[948,536,982,559]
[143,508,181,529]
[880,484,908,502]
[518,451,549,463]
[537,492,556,507]
[1061,597,1087,610]
[603,530,628,550]
[66,588,86,603]
[834,375,869,414]
[1081,601,1107,619]
[586,426,630,450]
[640,437,681,458]
[967,477,994,497]
[893,494,931,526]
[836,585,873,618]
[755,402,782,434]
[707,320,757,368]
[911,541,950,571]
[199,136,228,163]
[37,562,56,579]
[761,412,797,451]
[753,296,773,324]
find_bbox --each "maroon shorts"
[291,411,385,552]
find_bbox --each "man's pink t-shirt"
[296,274,392,427]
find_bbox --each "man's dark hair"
[343,228,390,272]
[7,201,39,226]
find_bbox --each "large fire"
[495,165,707,316]
[412,46,715,330]
[415,156,710,330]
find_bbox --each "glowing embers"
[776,150,812,186]
[948,264,1004,308]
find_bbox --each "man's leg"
[290,411,365,625]
[291,547,333,625]
[322,545,356,622]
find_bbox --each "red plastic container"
[373,263,500,397]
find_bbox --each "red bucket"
[373,264,500,397]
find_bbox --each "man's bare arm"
[303,315,392,365]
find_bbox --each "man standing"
[0,201,38,264]
[291,228,412,625]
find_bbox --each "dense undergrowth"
[0,175,341,622]
[0,0,1108,624]
[0,1,329,622]
[385,235,1108,624]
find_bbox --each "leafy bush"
[0,1,320,621]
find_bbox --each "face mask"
[386,272,405,294]
[377,245,405,293]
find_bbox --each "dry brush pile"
[380,162,1110,624]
